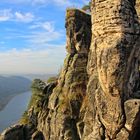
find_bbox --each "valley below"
[0,91,31,132]
[0,76,31,111]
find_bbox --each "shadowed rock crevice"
[129,108,140,140]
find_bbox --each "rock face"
[136,0,140,20]
[0,9,91,140]
[37,9,91,140]
[1,0,140,140]
[0,125,25,140]
[83,0,140,139]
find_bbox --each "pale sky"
[0,0,89,74]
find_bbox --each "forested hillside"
[0,76,31,110]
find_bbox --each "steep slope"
[1,0,140,140]
[37,9,91,140]
[83,0,140,139]
[0,9,91,140]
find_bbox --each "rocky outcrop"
[0,9,91,140]
[0,125,25,140]
[1,0,140,140]
[83,0,140,139]
[0,124,44,140]
[37,9,91,140]
[136,0,140,20]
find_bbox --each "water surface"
[0,91,31,132]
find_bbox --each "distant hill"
[0,76,31,110]
[21,74,57,81]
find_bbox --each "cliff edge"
[1,0,140,140]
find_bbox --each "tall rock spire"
[36,9,91,140]
[84,0,140,139]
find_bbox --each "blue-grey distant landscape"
[0,76,31,110]
[0,74,56,110]
[0,91,31,132]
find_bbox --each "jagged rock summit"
[1,0,140,140]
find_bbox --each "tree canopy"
[82,2,91,12]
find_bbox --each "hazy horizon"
[0,0,88,74]
[0,71,58,75]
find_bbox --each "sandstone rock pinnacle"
[1,0,140,140]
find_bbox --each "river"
[0,91,31,132]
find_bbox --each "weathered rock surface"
[0,9,91,140]
[1,0,140,140]
[37,9,91,140]
[136,0,140,20]
[83,0,140,139]
[0,125,25,140]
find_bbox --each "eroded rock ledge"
[1,0,140,140]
